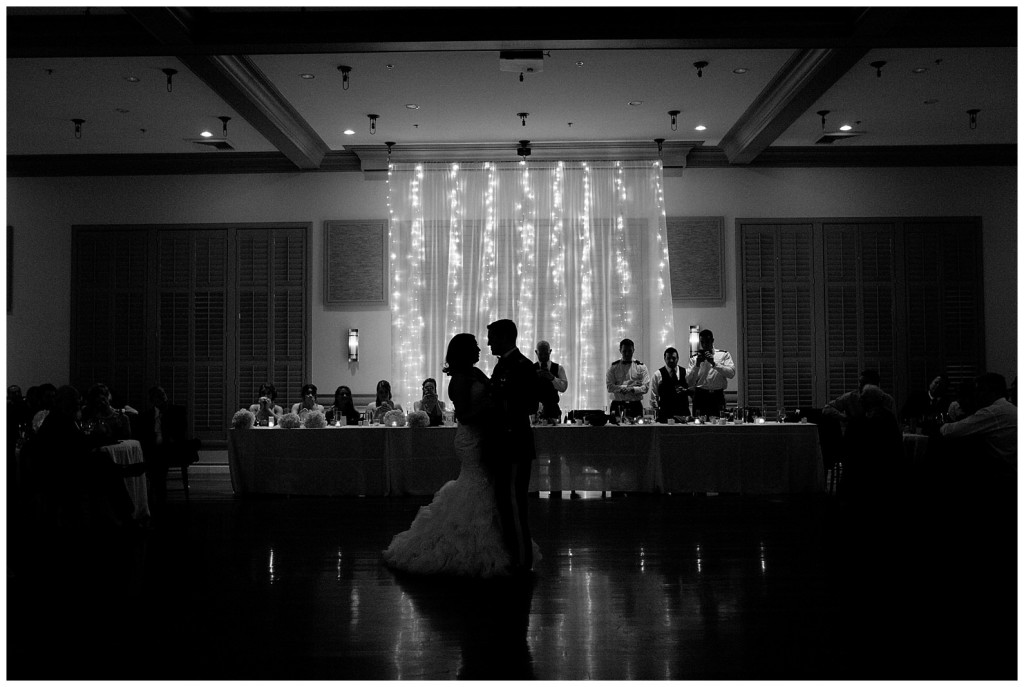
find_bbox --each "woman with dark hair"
[413,377,446,426]
[365,379,403,422]
[325,385,361,426]
[290,383,324,416]
[383,333,539,577]
[81,383,132,441]
[249,382,283,425]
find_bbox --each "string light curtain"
[387,160,675,413]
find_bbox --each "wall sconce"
[348,328,359,362]
[367,114,378,135]
[689,325,700,357]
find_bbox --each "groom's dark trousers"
[491,347,540,571]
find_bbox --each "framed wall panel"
[667,216,725,304]
[324,220,388,305]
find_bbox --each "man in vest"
[534,340,568,422]
[651,346,690,422]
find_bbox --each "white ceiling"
[5,6,1017,167]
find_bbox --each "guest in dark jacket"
[840,385,907,504]
[34,385,135,532]
[137,385,193,514]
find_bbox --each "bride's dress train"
[382,423,539,578]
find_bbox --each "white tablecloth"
[100,439,150,519]
[228,422,825,496]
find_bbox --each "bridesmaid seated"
[365,380,404,422]
[325,385,362,426]
[248,382,283,425]
[290,383,325,417]
[412,378,446,426]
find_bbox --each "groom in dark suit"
[487,319,541,573]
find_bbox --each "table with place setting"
[228,419,825,497]
[99,439,150,520]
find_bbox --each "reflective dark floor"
[7,471,1017,680]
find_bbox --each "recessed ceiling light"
[385,64,395,70]
[299,73,315,80]
[405,104,420,110]
[200,131,213,138]
[839,124,852,131]
[733,68,749,74]
[343,129,355,135]
[694,124,707,131]
[912,67,928,74]
[628,101,643,107]
[576,61,584,67]
[124,75,140,83]
[924,99,939,105]
[115,108,129,114]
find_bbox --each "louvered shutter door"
[777,227,815,409]
[158,230,229,441]
[192,235,227,434]
[904,220,983,390]
[237,231,272,411]
[72,229,148,408]
[824,223,896,398]
[741,224,814,412]
[273,232,306,409]
[237,228,307,413]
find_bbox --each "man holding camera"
[685,329,736,417]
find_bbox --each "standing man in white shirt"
[605,338,651,419]
[534,340,568,422]
[685,329,736,417]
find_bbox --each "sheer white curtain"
[387,160,675,413]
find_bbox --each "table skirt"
[228,423,825,497]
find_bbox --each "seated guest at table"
[326,385,362,426]
[651,346,689,422]
[137,385,191,516]
[413,378,446,426]
[606,338,650,419]
[35,385,135,533]
[822,369,895,432]
[534,340,568,422]
[685,329,736,417]
[366,379,404,421]
[839,384,906,504]
[82,382,133,441]
[939,373,1017,478]
[290,383,325,417]
[899,374,952,432]
[249,382,283,425]
[946,378,978,422]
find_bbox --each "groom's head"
[487,319,518,357]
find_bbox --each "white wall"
[7,165,1017,403]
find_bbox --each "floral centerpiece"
[406,410,430,428]
[382,409,406,427]
[278,412,302,429]
[232,408,255,430]
[303,410,327,428]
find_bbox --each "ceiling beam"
[6,7,1015,57]
[717,8,911,165]
[124,8,329,170]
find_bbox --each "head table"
[228,422,825,497]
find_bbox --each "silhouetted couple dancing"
[383,320,541,578]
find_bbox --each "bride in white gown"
[383,333,539,578]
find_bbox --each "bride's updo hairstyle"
[443,333,477,376]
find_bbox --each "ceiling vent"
[499,50,545,75]
[186,137,235,150]
[814,131,866,145]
